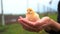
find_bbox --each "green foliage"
[0,26,6,32]
[1,23,43,34]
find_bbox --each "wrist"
[50,19,60,31]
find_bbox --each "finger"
[18,16,36,27]
[35,17,49,27]
[20,20,40,32]
[19,19,40,32]
[23,25,40,32]
[18,18,43,32]
[18,16,22,22]
[41,24,52,31]
[18,16,25,21]
[19,16,25,19]
[18,18,37,29]
[18,16,43,31]
[18,16,25,23]
[18,19,20,22]
[21,19,36,27]
[39,24,49,29]
[18,16,22,20]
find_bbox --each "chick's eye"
[30,10,32,11]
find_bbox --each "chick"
[26,8,40,22]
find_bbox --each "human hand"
[18,16,52,32]
[35,17,52,31]
[18,16,41,32]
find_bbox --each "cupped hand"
[18,16,41,32]
[18,16,52,32]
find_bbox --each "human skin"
[18,16,60,32]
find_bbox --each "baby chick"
[26,8,40,22]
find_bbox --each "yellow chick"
[26,8,40,22]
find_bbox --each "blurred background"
[0,0,59,34]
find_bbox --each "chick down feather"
[26,8,40,22]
